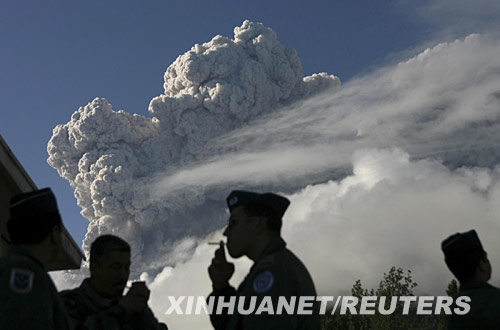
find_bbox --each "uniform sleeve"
[60,291,125,330]
[0,265,55,330]
[208,285,237,330]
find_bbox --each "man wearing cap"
[208,190,319,330]
[60,234,168,330]
[0,188,71,330]
[441,229,500,329]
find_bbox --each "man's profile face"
[223,206,259,258]
[90,250,131,297]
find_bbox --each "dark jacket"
[445,280,500,330]
[209,237,320,330]
[60,278,167,330]
[0,246,71,330]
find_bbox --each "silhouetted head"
[7,188,64,267]
[7,188,62,244]
[442,230,491,283]
[223,190,289,259]
[89,235,131,298]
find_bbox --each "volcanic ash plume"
[47,20,340,273]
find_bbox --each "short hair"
[445,250,485,282]
[89,235,130,264]
[240,204,282,233]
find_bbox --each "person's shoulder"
[0,250,47,284]
[276,247,311,272]
[0,250,44,273]
[60,285,82,297]
[59,281,87,301]
[482,283,500,302]
[0,251,52,299]
[59,282,95,314]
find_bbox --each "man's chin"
[228,249,242,259]
[111,285,126,296]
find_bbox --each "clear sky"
[0,0,496,246]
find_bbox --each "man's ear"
[254,218,268,234]
[89,260,97,274]
[50,225,62,245]
[478,255,490,271]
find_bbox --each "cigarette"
[208,241,225,245]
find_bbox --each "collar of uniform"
[80,278,119,307]
[459,280,493,291]
[255,237,286,263]
[8,245,45,269]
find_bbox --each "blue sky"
[0,0,488,246]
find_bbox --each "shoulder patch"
[9,268,34,294]
[253,271,274,293]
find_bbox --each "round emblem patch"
[253,271,274,293]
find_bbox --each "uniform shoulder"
[59,283,95,313]
[255,246,307,272]
[483,284,500,301]
[276,248,317,291]
[0,251,47,293]
[0,251,54,299]
[276,247,310,271]
[59,282,88,302]
[0,251,45,273]
[256,253,276,270]
[59,285,83,297]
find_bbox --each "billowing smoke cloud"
[48,20,500,330]
[47,20,339,273]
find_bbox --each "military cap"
[226,190,290,218]
[7,188,62,244]
[441,229,485,260]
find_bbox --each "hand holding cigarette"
[208,240,234,290]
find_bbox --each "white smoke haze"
[47,20,500,329]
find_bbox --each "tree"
[446,279,458,296]
[320,267,440,330]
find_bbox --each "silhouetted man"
[441,229,500,329]
[0,188,71,330]
[60,234,168,330]
[208,190,319,330]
